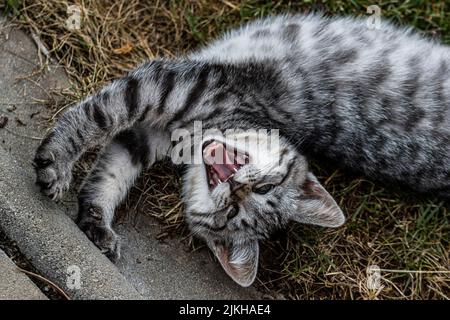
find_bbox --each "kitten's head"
[182,130,345,287]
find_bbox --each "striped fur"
[34,14,450,286]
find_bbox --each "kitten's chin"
[202,139,249,190]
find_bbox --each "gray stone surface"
[0,18,260,299]
[0,249,47,300]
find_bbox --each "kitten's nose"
[229,179,250,199]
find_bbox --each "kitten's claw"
[34,149,72,200]
[79,222,121,262]
[77,205,121,262]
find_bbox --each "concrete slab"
[0,18,260,299]
[0,249,47,300]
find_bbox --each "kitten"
[34,14,450,286]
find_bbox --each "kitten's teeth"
[211,172,220,186]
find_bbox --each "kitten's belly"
[190,16,298,63]
[190,35,288,63]
[302,119,450,193]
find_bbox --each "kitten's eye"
[252,184,275,195]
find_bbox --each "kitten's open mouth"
[202,140,249,189]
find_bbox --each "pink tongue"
[203,142,238,182]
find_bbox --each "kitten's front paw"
[77,206,121,262]
[34,147,72,200]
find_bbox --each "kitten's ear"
[208,240,259,287]
[292,172,345,227]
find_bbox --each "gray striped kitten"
[34,14,450,286]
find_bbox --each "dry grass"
[3,0,449,299]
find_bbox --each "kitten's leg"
[34,60,220,200]
[34,61,171,200]
[76,125,170,261]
